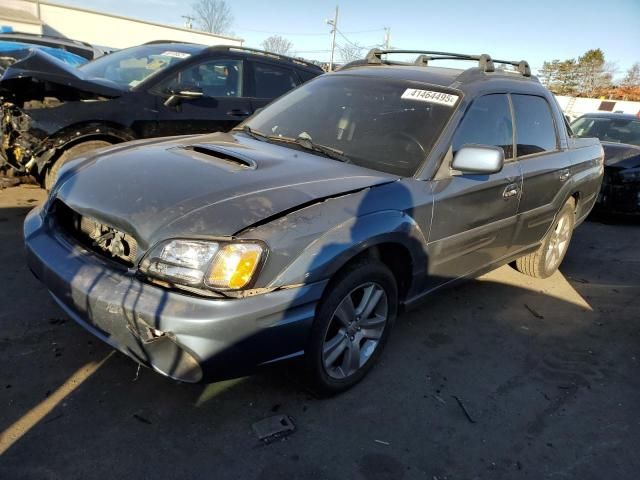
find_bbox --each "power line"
[237,27,385,36]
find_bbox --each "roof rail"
[365,49,531,77]
[207,45,322,70]
[144,40,199,45]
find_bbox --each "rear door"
[247,61,301,111]
[427,93,522,284]
[153,57,253,136]
[509,94,571,250]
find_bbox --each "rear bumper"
[24,207,326,383]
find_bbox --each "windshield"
[79,44,201,89]
[243,75,459,176]
[571,116,640,146]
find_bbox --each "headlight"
[139,239,265,291]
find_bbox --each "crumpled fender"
[268,209,429,288]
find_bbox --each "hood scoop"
[177,144,257,171]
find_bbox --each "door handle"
[227,109,251,117]
[503,183,520,199]
[559,168,571,182]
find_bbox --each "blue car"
[0,40,87,74]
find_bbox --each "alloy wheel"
[322,282,388,379]
[545,211,572,271]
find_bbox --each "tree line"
[540,49,640,101]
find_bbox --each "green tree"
[576,48,612,96]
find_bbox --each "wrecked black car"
[571,112,640,215]
[25,49,602,393]
[0,42,322,189]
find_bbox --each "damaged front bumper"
[24,207,326,383]
[1,102,50,173]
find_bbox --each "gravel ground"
[1,185,638,480]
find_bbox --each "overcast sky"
[56,0,639,77]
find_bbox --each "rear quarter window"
[512,94,558,156]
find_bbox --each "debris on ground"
[132,413,152,425]
[524,304,544,319]
[252,415,296,444]
[0,177,20,190]
[451,395,476,423]
[374,439,390,446]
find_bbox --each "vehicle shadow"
[2,180,639,478]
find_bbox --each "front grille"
[52,200,138,266]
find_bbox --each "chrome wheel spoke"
[359,287,384,321]
[361,326,383,340]
[341,338,361,375]
[323,332,348,368]
[334,294,356,326]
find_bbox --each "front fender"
[268,209,429,288]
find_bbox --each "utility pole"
[327,6,339,72]
[181,15,195,29]
[383,27,390,50]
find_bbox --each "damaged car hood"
[602,142,640,169]
[53,132,398,251]
[0,49,122,98]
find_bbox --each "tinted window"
[512,94,557,156]
[253,63,298,98]
[452,94,513,159]
[160,59,243,97]
[297,69,319,83]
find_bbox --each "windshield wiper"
[233,125,269,142]
[266,133,351,163]
[234,127,351,163]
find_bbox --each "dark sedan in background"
[571,112,640,215]
[0,42,322,188]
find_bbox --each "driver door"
[427,93,522,285]
[153,58,253,136]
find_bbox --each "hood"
[602,142,640,169]
[54,132,397,251]
[0,49,122,100]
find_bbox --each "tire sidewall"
[306,261,398,394]
[539,202,575,278]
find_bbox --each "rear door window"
[252,62,299,99]
[452,94,514,159]
[512,94,558,156]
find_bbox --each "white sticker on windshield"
[161,51,191,59]
[401,89,459,107]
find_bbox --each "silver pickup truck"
[24,49,603,394]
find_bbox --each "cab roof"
[338,48,543,95]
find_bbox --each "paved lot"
[1,185,639,480]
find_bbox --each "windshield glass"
[243,75,459,176]
[571,116,640,146]
[79,44,201,89]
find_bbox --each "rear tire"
[44,140,112,190]
[305,260,398,396]
[514,198,576,279]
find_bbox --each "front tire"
[305,260,398,395]
[514,198,576,279]
[44,140,112,190]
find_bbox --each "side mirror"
[452,145,504,174]
[163,87,204,107]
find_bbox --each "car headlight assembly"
[139,239,265,292]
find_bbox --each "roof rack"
[144,40,199,45]
[208,45,322,70]
[365,49,531,77]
